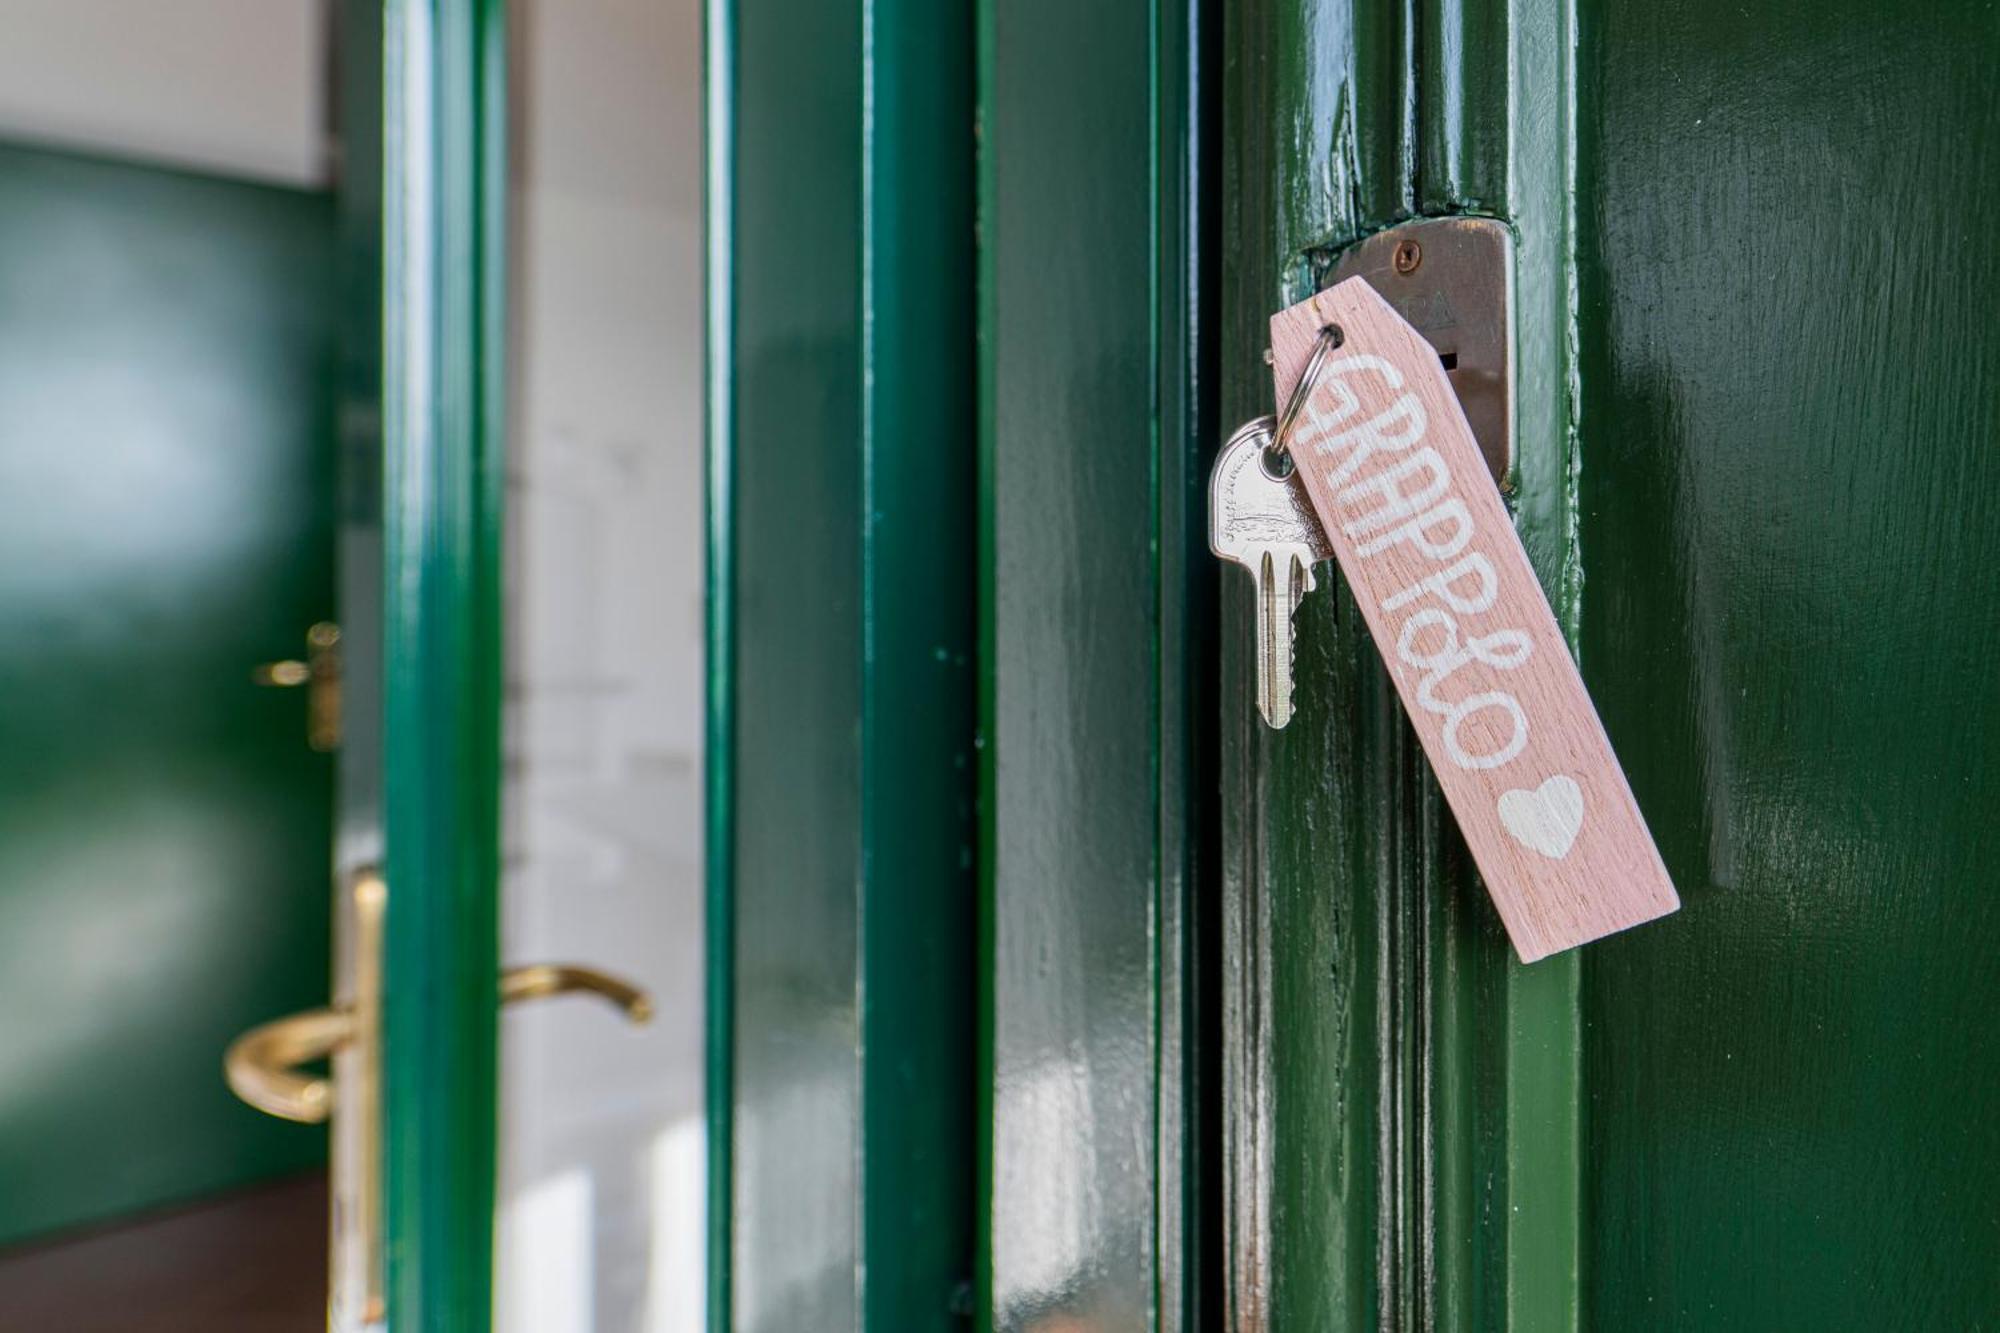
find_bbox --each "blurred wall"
[0,0,328,186]
[497,1,706,1331]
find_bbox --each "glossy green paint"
[712,0,976,1328]
[859,0,979,1326]
[1222,4,1413,1324]
[1574,0,2000,1323]
[380,0,507,1327]
[1236,0,2000,1324]
[703,0,736,1325]
[1221,0,1584,1325]
[0,144,337,1248]
[976,0,1209,1327]
[1222,0,1429,1280]
[1154,0,1217,1324]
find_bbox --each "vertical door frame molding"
[1220,0,1586,1325]
[976,0,1213,1327]
[380,0,509,1326]
[707,0,978,1328]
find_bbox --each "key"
[1209,416,1334,729]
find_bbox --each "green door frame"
[976,0,1214,1329]
[713,0,2000,1327]
[379,0,507,1327]
[1218,0,1584,1326]
[707,0,978,1329]
[1222,0,2000,1324]
[713,0,1214,1328]
[715,0,1577,1327]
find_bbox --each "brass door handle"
[223,1007,354,1124]
[224,963,651,1123]
[500,963,655,1022]
[222,874,652,1322]
[220,858,655,1326]
[252,621,342,751]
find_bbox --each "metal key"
[1209,416,1334,729]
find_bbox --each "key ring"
[1267,323,1345,467]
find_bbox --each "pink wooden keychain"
[1269,277,1678,961]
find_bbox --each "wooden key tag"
[1270,277,1678,961]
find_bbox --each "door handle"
[223,870,651,1325]
[499,963,655,1021]
[223,1007,353,1123]
[224,964,652,1123]
[251,620,343,751]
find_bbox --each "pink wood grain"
[1270,277,1678,961]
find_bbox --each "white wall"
[497,0,706,1330]
[0,0,328,186]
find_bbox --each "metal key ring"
[1268,323,1345,463]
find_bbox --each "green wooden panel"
[1157,0,1216,1324]
[977,0,1208,1327]
[1221,4,1421,1326]
[380,0,507,1327]
[858,0,980,1325]
[712,0,976,1329]
[0,144,337,1248]
[1221,0,1585,1325]
[1574,0,2000,1323]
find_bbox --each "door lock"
[1321,217,1515,485]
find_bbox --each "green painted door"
[1224,0,2000,1325]
[729,0,2000,1325]
[0,144,338,1247]
[1576,0,2000,1320]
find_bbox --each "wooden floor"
[0,1173,326,1332]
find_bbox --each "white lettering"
[1394,607,1533,712]
[1382,552,1498,616]
[1294,345,1538,776]
[1337,447,1452,535]
[1291,352,1402,452]
[1355,496,1472,561]
[1443,693,1530,770]
[1311,393,1429,486]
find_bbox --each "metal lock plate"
[1323,217,1514,485]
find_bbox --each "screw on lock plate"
[1320,217,1514,486]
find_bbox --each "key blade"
[1256,548,1301,729]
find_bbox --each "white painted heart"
[1498,776,1584,860]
